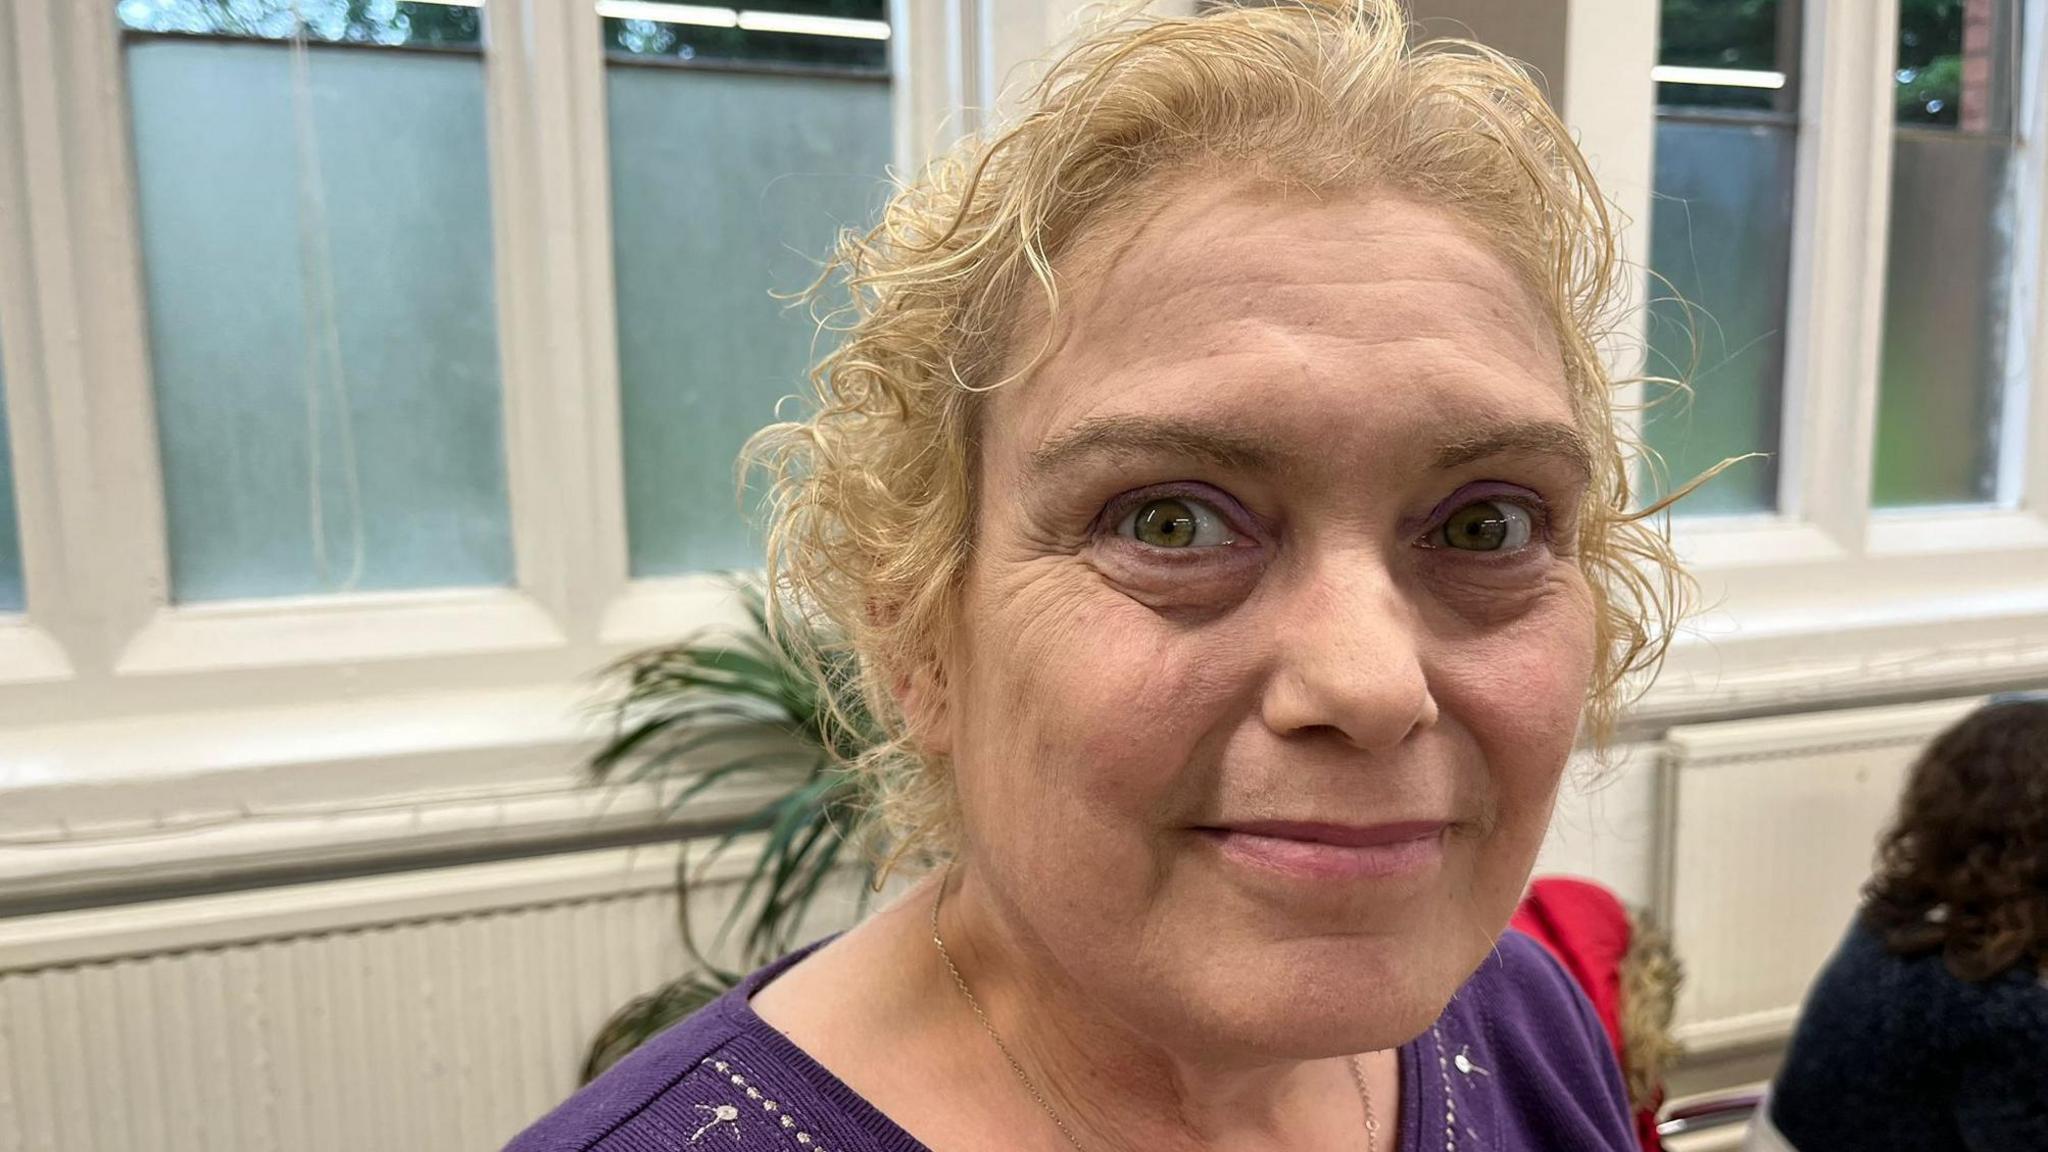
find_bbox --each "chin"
[1241,988,1449,1061]
[1143,925,1492,1062]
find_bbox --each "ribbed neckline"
[721,939,1432,1151]
[717,941,933,1152]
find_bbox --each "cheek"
[947,571,1242,834]
[1425,584,1593,934]
[1435,576,1596,812]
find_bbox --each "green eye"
[1123,497,1233,548]
[1438,500,1533,552]
[1133,499,1198,547]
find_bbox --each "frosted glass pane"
[1873,131,2016,507]
[0,331,22,612]
[1874,0,2022,508]
[609,66,891,576]
[1644,118,1796,515]
[126,40,511,601]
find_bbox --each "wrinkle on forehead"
[997,177,1563,416]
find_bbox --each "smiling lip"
[1199,820,1450,881]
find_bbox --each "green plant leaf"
[579,573,885,1072]
[774,814,854,954]
[660,751,810,818]
[714,771,847,951]
[753,808,838,957]
[591,705,778,780]
[760,812,852,958]
[578,971,731,1084]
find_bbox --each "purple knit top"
[504,929,1636,1152]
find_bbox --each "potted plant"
[578,579,882,1081]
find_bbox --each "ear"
[867,595,953,759]
[891,655,953,759]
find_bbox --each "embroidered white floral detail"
[688,1103,742,1143]
[1432,1024,1459,1151]
[696,1056,836,1151]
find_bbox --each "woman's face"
[934,181,1597,1060]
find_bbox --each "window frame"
[1601,0,2048,726]
[0,1,583,704]
[0,0,982,710]
[0,0,1151,898]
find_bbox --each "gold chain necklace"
[928,873,1383,1152]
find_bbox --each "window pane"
[0,331,22,612]
[1874,0,2023,507]
[1644,120,1795,514]
[122,9,513,601]
[115,0,482,48]
[1644,0,1799,514]
[608,12,891,576]
[1655,0,1796,112]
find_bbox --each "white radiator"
[1657,696,1981,1055]
[0,841,855,1152]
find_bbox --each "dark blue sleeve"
[1950,965,2048,1150]
[1769,920,1956,1152]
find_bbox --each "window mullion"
[2012,0,2048,515]
[1780,0,1898,551]
[482,0,585,638]
[7,0,171,676]
[562,0,636,637]
[890,0,977,174]
[1562,0,1659,442]
[0,0,76,684]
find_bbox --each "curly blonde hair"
[746,0,1688,859]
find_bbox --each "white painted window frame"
[0,0,1128,891]
[1573,0,2048,725]
[0,0,1029,709]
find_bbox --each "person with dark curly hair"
[1768,696,2048,1151]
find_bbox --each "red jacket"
[1510,876,1663,1152]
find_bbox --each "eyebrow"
[1029,412,1595,481]
[1433,421,1595,481]
[1028,415,1286,476]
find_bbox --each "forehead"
[987,180,1572,468]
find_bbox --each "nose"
[1258,554,1439,751]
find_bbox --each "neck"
[931,865,1388,1152]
